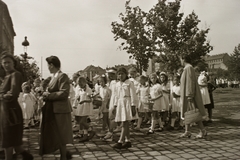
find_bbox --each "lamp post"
[22,36,29,53]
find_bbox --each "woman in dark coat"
[0,54,33,160]
[40,55,73,160]
[205,75,216,123]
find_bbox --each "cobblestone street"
[10,115,239,160]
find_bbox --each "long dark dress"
[0,71,23,148]
[39,101,60,155]
[39,71,73,155]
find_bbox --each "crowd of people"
[0,54,218,159]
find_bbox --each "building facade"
[78,65,106,81]
[205,53,230,70]
[0,0,16,54]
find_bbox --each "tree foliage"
[111,1,155,74]
[112,0,213,74]
[228,44,240,80]
[15,52,40,83]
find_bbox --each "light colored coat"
[180,64,206,118]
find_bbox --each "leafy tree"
[111,0,155,74]
[14,52,40,83]
[112,0,212,74]
[147,0,213,72]
[228,44,240,80]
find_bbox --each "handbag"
[184,101,203,125]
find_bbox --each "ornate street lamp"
[22,36,29,53]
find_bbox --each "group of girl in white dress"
[70,66,191,149]
[19,66,214,150]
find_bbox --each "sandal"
[196,129,207,139]
[146,129,154,135]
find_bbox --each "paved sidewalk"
[8,118,240,160]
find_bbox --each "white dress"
[136,85,150,112]
[108,80,117,119]
[22,93,35,120]
[198,76,211,105]
[150,83,163,111]
[114,79,138,122]
[73,84,93,116]
[171,85,181,112]
[161,82,171,111]
[99,86,111,113]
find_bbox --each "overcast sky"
[5,0,240,78]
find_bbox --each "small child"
[73,77,95,142]
[135,75,150,130]
[167,75,183,130]
[22,85,36,129]
[147,73,163,134]
[98,75,111,132]
[159,72,171,128]
[112,67,137,149]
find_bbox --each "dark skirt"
[205,93,214,109]
[39,101,73,155]
[0,100,23,148]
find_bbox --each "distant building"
[77,65,105,81]
[0,0,16,55]
[205,53,230,70]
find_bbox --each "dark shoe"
[79,135,89,142]
[176,126,184,130]
[21,151,33,160]
[88,131,95,140]
[179,132,192,138]
[23,126,29,129]
[66,151,72,160]
[156,127,164,132]
[122,142,132,148]
[208,119,213,123]
[113,143,122,149]
[166,126,174,131]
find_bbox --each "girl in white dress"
[147,73,164,134]
[103,68,120,140]
[112,67,137,149]
[198,71,211,105]
[159,72,171,128]
[128,67,139,126]
[73,77,94,142]
[22,85,36,128]
[135,75,150,130]
[168,75,182,130]
[99,75,111,132]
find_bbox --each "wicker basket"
[92,96,102,106]
[184,102,203,125]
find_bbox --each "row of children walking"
[70,66,189,149]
